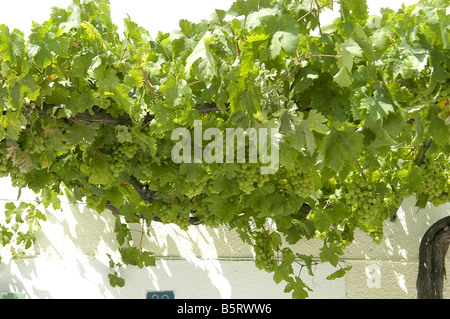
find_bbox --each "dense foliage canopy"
[0,0,449,298]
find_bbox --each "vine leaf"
[284,276,312,299]
[319,243,344,267]
[333,45,353,88]
[0,113,23,142]
[116,125,133,143]
[108,273,126,288]
[4,202,29,224]
[318,123,363,173]
[360,90,395,122]
[290,110,327,155]
[327,265,352,280]
[184,31,218,80]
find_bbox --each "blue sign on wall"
[146,291,175,299]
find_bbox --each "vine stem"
[297,0,340,22]
[229,24,241,57]
[281,54,341,81]
[313,0,323,35]
[118,38,130,65]
[297,261,320,278]
[398,78,427,102]
[356,159,367,182]
[140,67,160,99]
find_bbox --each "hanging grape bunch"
[184,174,210,198]
[343,172,383,226]
[158,197,192,231]
[85,190,104,212]
[236,164,270,195]
[9,166,27,188]
[0,158,8,179]
[419,157,449,207]
[192,194,221,228]
[104,143,139,178]
[280,169,317,198]
[252,230,276,273]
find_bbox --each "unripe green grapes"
[432,177,449,206]
[315,230,328,240]
[339,239,349,249]
[281,169,316,198]
[192,195,221,228]
[369,229,384,244]
[185,175,209,198]
[252,231,276,273]
[85,191,104,212]
[236,164,259,195]
[343,173,381,226]
[158,198,191,231]
[57,140,72,155]
[206,179,218,194]
[236,164,270,195]
[418,158,449,207]
[136,153,153,179]
[10,167,27,188]
[0,161,8,178]
[105,144,129,177]
[0,157,27,187]
[119,143,140,159]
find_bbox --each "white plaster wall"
[0,177,346,299]
[0,258,346,299]
[0,176,449,299]
[343,197,450,299]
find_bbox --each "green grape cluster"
[10,167,27,188]
[281,169,316,198]
[437,180,450,206]
[315,229,328,240]
[158,198,192,231]
[369,229,384,244]
[338,239,350,249]
[0,161,8,178]
[57,140,72,155]
[252,231,276,273]
[343,173,382,226]
[382,194,403,215]
[192,195,221,228]
[136,153,153,179]
[104,143,141,178]
[419,158,449,207]
[106,144,128,177]
[0,159,27,188]
[236,164,270,195]
[85,191,104,212]
[119,143,140,159]
[206,179,218,194]
[185,175,209,198]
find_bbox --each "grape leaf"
[117,125,133,143]
[289,110,327,154]
[318,123,364,173]
[184,31,217,80]
[4,202,30,224]
[333,45,353,88]
[319,243,343,267]
[360,89,395,121]
[327,266,352,280]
